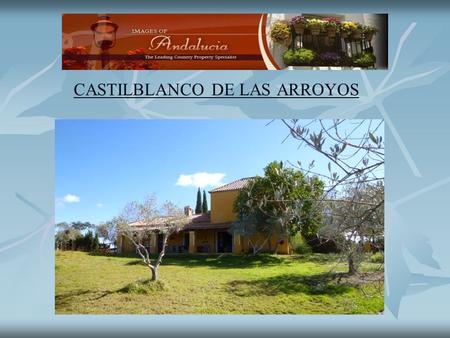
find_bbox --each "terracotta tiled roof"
[192,213,210,223]
[129,213,225,231]
[209,177,255,193]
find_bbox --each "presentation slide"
[1,1,449,337]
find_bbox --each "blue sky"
[55,119,383,224]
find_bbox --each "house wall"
[238,233,290,254]
[194,229,216,253]
[166,232,185,253]
[119,230,290,254]
[120,235,135,253]
[210,190,240,224]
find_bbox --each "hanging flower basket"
[340,21,358,40]
[270,21,291,46]
[326,26,337,37]
[293,23,305,35]
[365,31,374,41]
[306,18,325,36]
[310,27,321,35]
[323,17,340,38]
[291,16,307,35]
[352,29,362,40]
[362,25,378,42]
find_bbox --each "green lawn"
[55,251,383,314]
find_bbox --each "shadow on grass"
[228,272,353,297]
[56,279,165,308]
[112,253,292,269]
[89,252,346,269]
[55,289,113,308]
[161,254,291,269]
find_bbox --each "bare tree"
[280,119,384,274]
[115,196,189,281]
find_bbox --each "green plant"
[362,25,378,40]
[282,49,296,65]
[295,48,316,65]
[290,234,312,255]
[283,48,316,66]
[352,52,376,68]
[270,21,291,44]
[370,252,384,264]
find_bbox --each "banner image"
[62,13,388,70]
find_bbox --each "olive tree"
[320,182,384,274]
[115,196,189,281]
[281,119,384,274]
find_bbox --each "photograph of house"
[55,119,384,314]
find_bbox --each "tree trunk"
[348,255,356,275]
[150,266,158,281]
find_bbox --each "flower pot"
[365,32,374,41]
[310,26,321,35]
[352,30,362,40]
[326,27,336,38]
[293,23,305,35]
[340,31,348,39]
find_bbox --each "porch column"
[188,231,196,254]
[150,233,157,254]
[233,231,241,254]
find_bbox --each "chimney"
[184,206,193,216]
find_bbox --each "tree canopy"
[195,188,202,214]
[232,161,324,253]
[202,190,208,214]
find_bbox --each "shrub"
[290,234,312,255]
[295,48,315,65]
[282,49,296,65]
[119,279,166,294]
[353,52,376,67]
[270,21,291,44]
[283,48,316,66]
[370,252,384,264]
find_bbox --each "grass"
[55,251,384,314]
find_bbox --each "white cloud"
[176,172,225,188]
[62,194,80,203]
[96,203,104,208]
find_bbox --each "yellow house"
[118,178,290,255]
